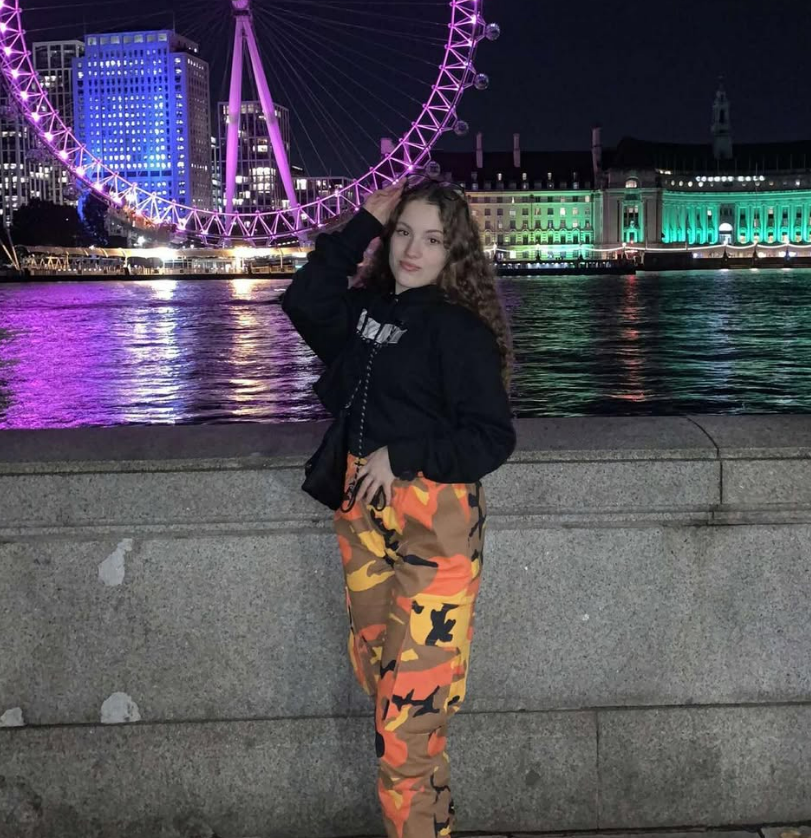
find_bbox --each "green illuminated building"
[434,82,811,260]
[433,134,597,261]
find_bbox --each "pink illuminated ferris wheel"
[0,0,498,245]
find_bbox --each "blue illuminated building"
[73,30,212,209]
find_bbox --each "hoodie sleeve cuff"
[387,438,425,479]
[340,209,384,260]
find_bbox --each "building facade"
[602,137,811,251]
[293,170,352,209]
[31,40,84,208]
[435,85,811,261]
[0,40,84,227]
[0,83,34,227]
[210,133,222,211]
[74,30,212,209]
[603,142,811,249]
[433,135,597,261]
[33,40,84,136]
[592,81,811,254]
[215,100,291,212]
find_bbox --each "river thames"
[1,269,810,429]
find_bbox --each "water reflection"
[506,269,811,416]
[2,269,811,428]
[0,282,132,427]
[0,278,324,428]
[615,275,646,404]
[121,279,185,423]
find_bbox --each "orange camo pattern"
[335,453,486,838]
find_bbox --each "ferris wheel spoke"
[255,6,448,47]
[256,6,440,72]
[254,7,428,117]
[251,6,441,176]
[255,5,438,81]
[265,0,451,17]
[175,5,226,41]
[23,9,172,35]
[268,84,332,181]
[256,18,365,176]
[253,31,332,180]
[261,1,449,36]
[254,18,398,165]
[23,0,131,11]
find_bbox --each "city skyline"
[19,0,811,158]
[4,0,811,246]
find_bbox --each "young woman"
[282,177,515,838]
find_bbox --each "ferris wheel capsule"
[474,73,490,91]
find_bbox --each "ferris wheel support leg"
[242,22,299,210]
[225,17,246,215]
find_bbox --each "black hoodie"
[281,208,516,484]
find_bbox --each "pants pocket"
[381,591,476,730]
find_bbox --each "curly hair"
[359,180,513,389]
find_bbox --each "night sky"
[460,0,811,152]
[20,0,811,167]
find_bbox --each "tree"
[10,199,84,247]
[79,191,110,246]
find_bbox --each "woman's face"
[388,198,448,294]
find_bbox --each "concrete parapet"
[1,416,810,836]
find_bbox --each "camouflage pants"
[334,454,486,838]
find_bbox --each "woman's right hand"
[363,181,404,226]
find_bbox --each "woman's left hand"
[357,446,396,507]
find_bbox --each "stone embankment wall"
[1,416,810,837]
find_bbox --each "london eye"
[0,0,499,244]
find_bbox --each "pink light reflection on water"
[0,280,136,428]
[0,278,323,429]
